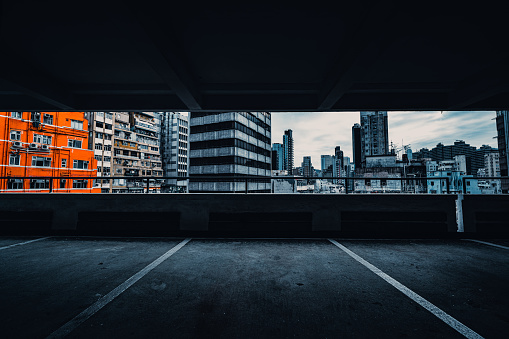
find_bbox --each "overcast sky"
[271,111,498,170]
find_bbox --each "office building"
[352,123,362,169]
[1,111,98,193]
[189,112,271,193]
[496,111,509,192]
[359,111,389,167]
[321,155,333,173]
[283,129,294,172]
[302,156,313,177]
[272,143,284,171]
[159,112,189,193]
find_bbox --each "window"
[33,134,52,144]
[96,121,104,128]
[7,179,23,190]
[71,120,83,130]
[9,154,20,166]
[43,114,53,125]
[95,155,102,161]
[61,159,67,168]
[95,143,103,150]
[31,112,41,122]
[60,179,67,189]
[32,156,51,167]
[30,179,49,189]
[10,130,21,140]
[11,112,22,119]
[68,139,82,148]
[72,180,88,188]
[73,160,89,169]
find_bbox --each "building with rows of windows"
[86,112,163,193]
[0,112,99,193]
[159,112,189,193]
[189,112,271,193]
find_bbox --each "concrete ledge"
[462,195,509,235]
[0,194,458,237]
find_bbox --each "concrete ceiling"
[1,0,508,112]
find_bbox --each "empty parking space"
[0,237,506,338]
[337,239,509,338]
[67,240,461,338]
[0,237,182,338]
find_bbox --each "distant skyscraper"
[496,110,509,192]
[302,156,313,177]
[360,111,389,167]
[189,112,271,193]
[283,129,294,172]
[271,143,284,171]
[352,123,361,170]
[334,146,344,166]
[283,130,294,172]
[321,155,333,172]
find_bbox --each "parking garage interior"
[1,1,509,338]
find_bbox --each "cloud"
[272,111,497,170]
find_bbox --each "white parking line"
[463,239,509,250]
[0,237,51,250]
[328,239,484,339]
[46,238,192,339]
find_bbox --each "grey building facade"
[159,112,189,193]
[360,111,389,167]
[283,129,294,172]
[189,112,271,193]
[496,110,509,192]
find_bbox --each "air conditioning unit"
[11,141,23,148]
[29,143,39,149]
[41,144,50,151]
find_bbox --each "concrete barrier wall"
[0,194,458,237]
[462,195,509,235]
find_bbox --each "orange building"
[0,112,99,193]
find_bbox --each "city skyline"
[271,111,498,170]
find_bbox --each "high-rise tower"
[496,110,509,193]
[352,123,361,170]
[360,111,389,167]
[283,129,294,172]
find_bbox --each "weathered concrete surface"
[0,237,181,338]
[0,194,458,237]
[1,237,507,338]
[340,239,509,338]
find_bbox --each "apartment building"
[87,112,163,193]
[0,111,98,193]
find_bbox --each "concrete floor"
[0,237,508,338]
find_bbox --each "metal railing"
[0,175,457,194]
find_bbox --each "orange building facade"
[0,112,99,193]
